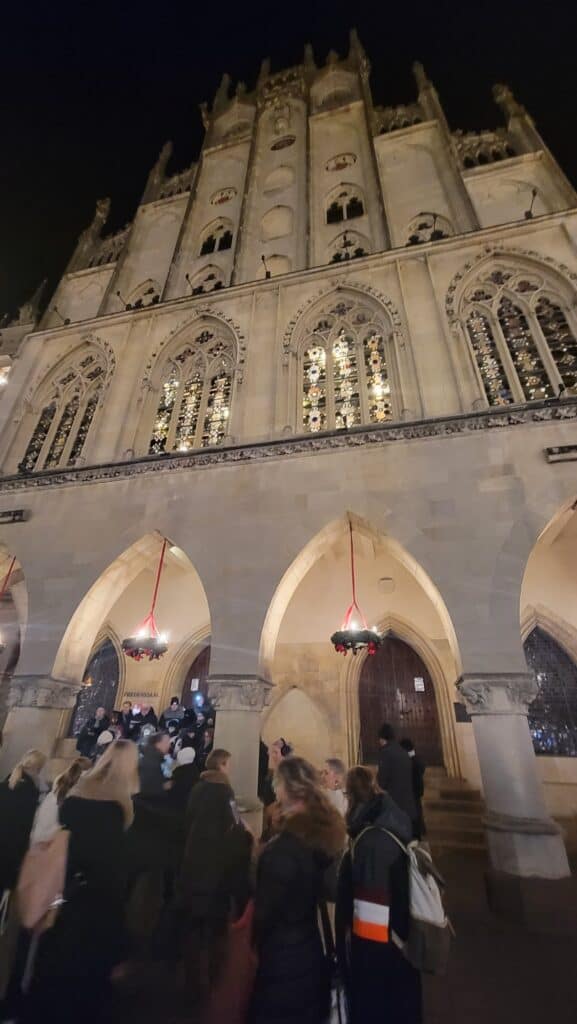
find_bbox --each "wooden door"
[181,644,211,707]
[69,638,120,737]
[359,635,443,766]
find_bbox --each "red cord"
[342,522,367,630]
[149,538,167,617]
[0,556,16,598]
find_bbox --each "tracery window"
[199,221,233,256]
[148,326,235,453]
[326,185,365,225]
[187,265,225,296]
[299,297,395,433]
[19,350,106,473]
[329,231,370,264]
[407,212,452,245]
[524,627,577,757]
[460,264,577,406]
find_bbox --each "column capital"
[208,674,273,713]
[457,672,537,716]
[8,675,79,710]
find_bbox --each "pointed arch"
[52,532,211,695]
[259,513,462,775]
[126,278,161,309]
[199,217,234,256]
[448,248,577,406]
[286,288,403,433]
[13,341,112,473]
[139,315,239,454]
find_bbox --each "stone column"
[457,672,574,930]
[0,675,78,777]
[208,674,272,832]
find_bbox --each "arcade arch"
[260,514,462,774]
[53,532,211,732]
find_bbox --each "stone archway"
[260,513,462,775]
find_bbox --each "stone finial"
[326,49,339,65]
[199,102,210,129]
[212,72,231,114]
[348,28,365,59]
[257,57,271,86]
[93,197,110,234]
[493,83,526,120]
[413,61,430,91]
[236,80,247,98]
[303,42,315,68]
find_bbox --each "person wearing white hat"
[169,745,200,810]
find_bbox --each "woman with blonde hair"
[0,749,46,894]
[30,756,91,844]
[250,756,346,1024]
[21,741,139,1024]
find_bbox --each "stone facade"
[1,33,577,886]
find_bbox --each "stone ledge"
[0,397,576,494]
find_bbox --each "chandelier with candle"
[121,538,169,661]
[331,520,381,656]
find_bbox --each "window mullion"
[196,372,211,447]
[493,308,525,403]
[61,396,84,464]
[326,347,335,429]
[36,399,63,469]
[531,303,563,390]
[357,341,370,424]
[167,374,184,451]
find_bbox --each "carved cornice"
[484,809,561,837]
[457,672,538,716]
[8,675,79,710]
[208,674,273,712]
[1,397,576,494]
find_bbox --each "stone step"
[424,810,484,832]
[429,836,487,852]
[439,786,482,802]
[425,797,484,815]
[53,737,77,758]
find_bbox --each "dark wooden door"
[69,638,120,737]
[359,635,443,766]
[181,644,211,707]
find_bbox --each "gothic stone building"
[1,32,577,912]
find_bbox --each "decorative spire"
[91,197,110,236]
[303,42,315,69]
[412,61,431,92]
[493,83,527,120]
[348,27,365,60]
[257,57,271,86]
[326,49,339,66]
[235,80,247,99]
[212,72,231,114]
[17,279,47,324]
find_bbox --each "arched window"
[459,263,577,406]
[19,349,107,472]
[187,265,225,295]
[406,212,452,245]
[326,184,365,225]
[299,295,396,433]
[199,221,233,256]
[328,230,370,264]
[148,324,236,453]
[125,279,160,310]
[524,626,577,756]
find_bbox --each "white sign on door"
[414,677,425,692]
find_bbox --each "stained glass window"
[364,331,393,422]
[20,350,106,473]
[148,331,235,453]
[461,265,577,405]
[497,297,553,401]
[536,298,577,392]
[20,403,56,472]
[202,372,232,446]
[466,311,512,406]
[300,299,395,432]
[524,627,577,757]
[149,366,179,454]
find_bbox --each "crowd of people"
[0,719,428,1024]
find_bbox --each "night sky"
[1,0,575,317]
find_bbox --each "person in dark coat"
[168,746,200,811]
[178,749,251,1006]
[377,722,418,836]
[400,737,426,839]
[20,740,139,1024]
[139,731,171,796]
[159,696,185,731]
[129,703,158,743]
[250,755,346,1024]
[117,700,134,739]
[0,749,46,892]
[336,766,423,1024]
[75,706,109,758]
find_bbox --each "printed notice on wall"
[190,678,200,691]
[414,677,425,692]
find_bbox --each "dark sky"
[1,0,575,317]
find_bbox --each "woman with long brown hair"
[250,755,346,1024]
[21,741,139,1024]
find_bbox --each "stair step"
[424,812,484,832]
[429,837,487,852]
[425,798,483,814]
[53,737,77,758]
[439,787,481,802]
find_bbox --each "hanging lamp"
[121,538,169,661]
[0,556,16,655]
[330,520,381,656]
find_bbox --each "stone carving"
[457,672,537,715]
[1,397,575,494]
[208,675,272,712]
[8,676,79,710]
[284,281,403,355]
